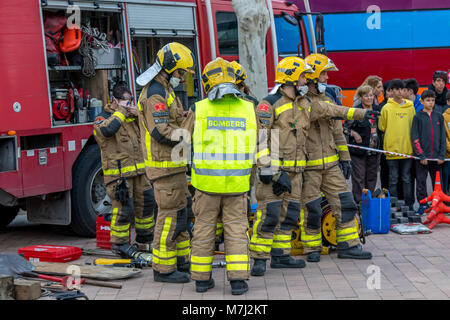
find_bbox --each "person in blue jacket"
[402,78,423,112]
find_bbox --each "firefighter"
[249,57,377,276]
[212,61,259,250]
[182,57,256,295]
[93,82,155,254]
[136,42,195,283]
[231,60,259,106]
[301,53,373,262]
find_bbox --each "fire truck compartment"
[0,136,18,173]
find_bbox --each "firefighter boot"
[250,259,267,276]
[307,251,321,263]
[135,233,154,253]
[230,280,248,295]
[177,256,190,273]
[337,243,372,260]
[270,255,306,268]
[195,275,215,293]
[153,270,190,283]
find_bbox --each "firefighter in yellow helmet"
[136,42,195,283]
[231,60,259,106]
[249,56,377,276]
[182,57,256,295]
[301,53,374,262]
[210,61,260,252]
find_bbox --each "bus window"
[274,15,302,56]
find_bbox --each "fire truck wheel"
[70,144,104,237]
[0,205,19,228]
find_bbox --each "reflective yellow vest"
[191,96,257,194]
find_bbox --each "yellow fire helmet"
[304,53,338,83]
[156,42,195,74]
[202,57,236,94]
[230,61,247,84]
[275,56,314,86]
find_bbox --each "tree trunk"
[232,0,270,100]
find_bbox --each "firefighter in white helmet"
[136,42,195,283]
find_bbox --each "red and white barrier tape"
[347,144,448,162]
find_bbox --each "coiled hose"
[79,24,110,77]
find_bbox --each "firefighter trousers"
[107,174,156,244]
[190,190,250,281]
[250,172,302,259]
[152,173,190,274]
[300,165,360,253]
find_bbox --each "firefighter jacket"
[254,88,366,173]
[137,73,187,181]
[93,104,145,185]
[304,91,366,171]
[182,96,257,195]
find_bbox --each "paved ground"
[2,212,450,300]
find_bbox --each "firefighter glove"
[364,110,380,121]
[115,178,130,204]
[339,161,352,180]
[259,166,273,184]
[259,173,273,184]
[272,171,292,196]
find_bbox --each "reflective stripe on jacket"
[137,73,187,180]
[93,104,145,184]
[191,96,257,194]
[305,91,366,170]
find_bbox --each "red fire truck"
[0,0,323,236]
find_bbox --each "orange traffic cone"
[421,171,450,229]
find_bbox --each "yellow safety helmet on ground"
[304,53,338,83]
[156,42,195,74]
[230,61,247,84]
[275,56,313,86]
[202,57,236,94]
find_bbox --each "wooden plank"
[31,262,141,281]
[0,275,14,300]
[84,70,109,107]
[13,279,41,300]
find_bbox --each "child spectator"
[441,91,450,193]
[379,80,393,108]
[379,80,393,191]
[428,71,449,114]
[344,85,381,204]
[378,79,416,209]
[402,78,424,112]
[411,90,446,213]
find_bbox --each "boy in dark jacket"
[411,90,446,214]
[428,71,449,114]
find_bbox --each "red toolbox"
[18,245,82,263]
[96,214,130,249]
